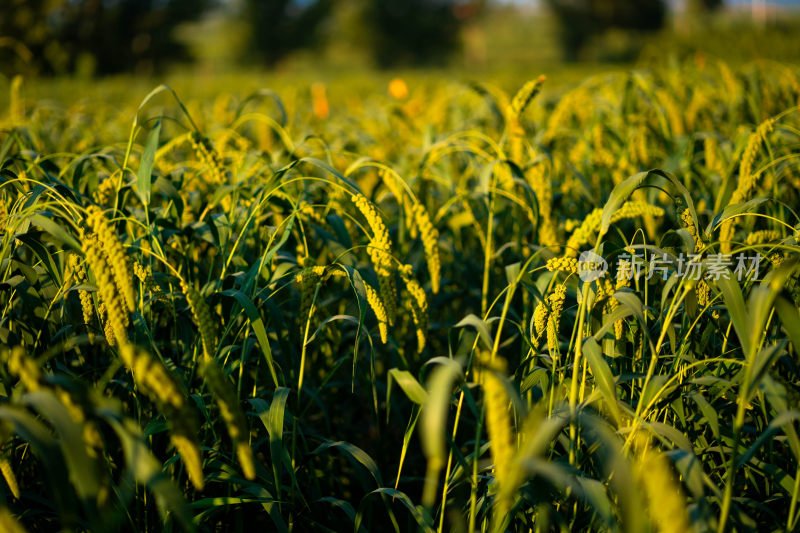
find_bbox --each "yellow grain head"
[565,208,603,257]
[6,347,40,392]
[296,266,325,335]
[82,232,130,344]
[412,203,441,294]
[189,132,225,184]
[212,92,234,125]
[299,201,328,227]
[545,284,567,354]
[591,123,615,168]
[633,123,649,166]
[68,254,97,337]
[352,194,397,323]
[509,76,546,119]
[495,162,516,193]
[633,434,690,533]
[545,257,578,275]
[475,352,515,527]
[94,177,116,206]
[738,117,775,200]
[745,230,780,245]
[399,264,428,353]
[170,434,205,490]
[527,163,558,252]
[84,206,135,312]
[704,136,722,175]
[544,87,578,143]
[565,201,663,257]
[180,277,216,359]
[696,279,711,308]
[378,169,407,209]
[679,207,703,252]
[720,117,776,253]
[364,282,389,344]
[505,77,545,164]
[99,304,116,347]
[200,358,256,480]
[655,88,685,137]
[119,344,205,489]
[532,298,549,344]
[609,201,664,224]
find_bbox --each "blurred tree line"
[545,0,722,60]
[1,0,486,76]
[1,0,728,77]
[1,0,212,76]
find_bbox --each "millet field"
[1,59,800,532]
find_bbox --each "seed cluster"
[399,264,428,353]
[566,201,664,256]
[200,358,256,480]
[181,277,216,359]
[528,163,558,251]
[364,282,389,343]
[82,233,130,345]
[720,116,777,252]
[546,256,579,274]
[85,206,135,313]
[189,131,225,184]
[352,193,397,323]
[412,203,441,294]
[119,343,205,489]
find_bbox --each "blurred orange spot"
[695,52,706,70]
[388,78,408,100]
[311,82,329,119]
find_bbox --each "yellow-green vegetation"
[1,59,800,532]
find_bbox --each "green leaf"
[253,388,292,503]
[454,314,492,350]
[667,449,706,498]
[775,297,800,352]
[574,477,614,527]
[707,197,768,234]
[29,214,80,251]
[737,410,800,468]
[612,291,646,329]
[14,232,62,284]
[220,289,279,387]
[317,497,362,532]
[717,274,752,357]
[690,391,720,440]
[639,375,671,414]
[419,357,462,508]
[355,488,434,533]
[137,119,161,207]
[388,369,428,406]
[311,440,383,487]
[583,338,621,425]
